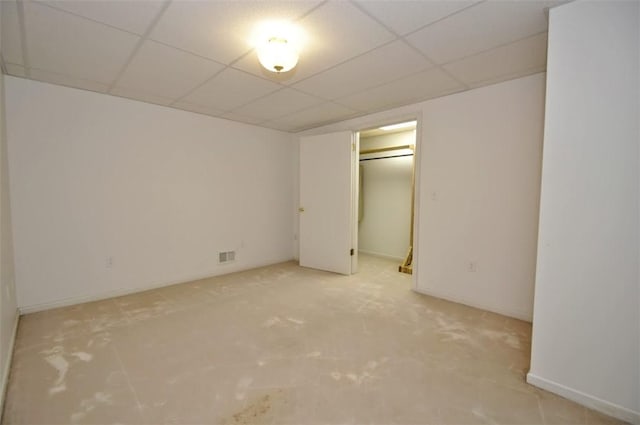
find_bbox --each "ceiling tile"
[233,0,396,83]
[10,0,560,130]
[36,0,166,35]
[150,1,320,64]
[24,2,140,84]
[5,63,27,77]
[355,0,480,35]
[260,122,299,132]
[110,86,174,106]
[173,101,226,118]
[267,102,360,131]
[443,33,548,87]
[115,40,223,100]
[220,111,267,126]
[231,88,324,121]
[292,40,433,100]
[30,67,109,93]
[338,68,464,112]
[182,67,281,111]
[1,0,24,65]
[406,1,560,64]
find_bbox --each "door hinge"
[350,248,354,256]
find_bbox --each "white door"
[299,131,357,275]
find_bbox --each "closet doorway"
[358,121,416,274]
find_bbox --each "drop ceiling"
[0,0,560,133]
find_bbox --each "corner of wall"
[0,72,20,418]
[526,372,640,424]
[0,310,18,416]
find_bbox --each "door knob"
[298,207,305,212]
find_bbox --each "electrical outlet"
[468,261,477,272]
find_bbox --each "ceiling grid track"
[169,1,329,109]
[16,0,31,78]
[167,58,244,108]
[106,0,172,93]
[445,30,549,67]
[2,0,555,132]
[349,0,478,90]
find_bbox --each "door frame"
[351,131,360,274]
[353,111,423,290]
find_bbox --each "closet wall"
[358,130,414,260]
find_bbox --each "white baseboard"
[19,257,294,314]
[527,373,639,424]
[412,286,532,322]
[0,310,19,416]
[358,250,404,262]
[19,283,177,315]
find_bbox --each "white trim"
[18,257,294,314]
[350,131,359,274]
[0,309,19,415]
[351,110,423,287]
[413,286,532,322]
[358,250,404,262]
[411,111,424,291]
[19,283,171,314]
[527,373,640,424]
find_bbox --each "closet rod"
[359,153,413,162]
[359,144,413,155]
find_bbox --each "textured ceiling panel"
[443,33,548,87]
[266,101,359,132]
[405,0,559,64]
[23,2,140,84]
[354,0,480,36]
[291,40,433,100]
[337,67,464,112]
[0,0,556,132]
[36,0,166,35]
[1,0,24,66]
[182,67,281,112]
[231,88,324,122]
[115,40,224,100]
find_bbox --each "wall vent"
[218,251,236,264]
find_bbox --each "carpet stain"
[225,389,285,425]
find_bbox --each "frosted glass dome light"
[257,37,298,73]
[253,21,303,73]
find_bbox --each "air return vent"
[218,251,236,264]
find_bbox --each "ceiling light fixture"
[254,21,303,73]
[379,121,417,131]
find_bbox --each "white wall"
[5,76,295,311]
[359,131,414,259]
[0,74,18,409]
[418,75,544,321]
[528,1,639,422]
[298,73,546,321]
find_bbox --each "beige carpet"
[2,255,622,424]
